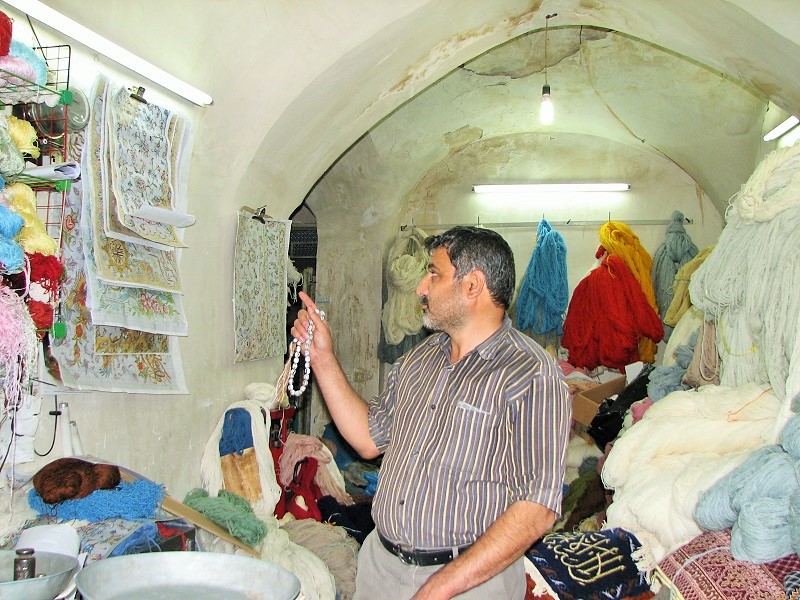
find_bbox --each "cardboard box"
[572,375,627,427]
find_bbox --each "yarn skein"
[599,221,659,361]
[651,211,698,322]
[381,227,427,345]
[516,219,568,336]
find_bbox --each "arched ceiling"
[35,0,800,217]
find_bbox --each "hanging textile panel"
[50,176,187,394]
[233,212,291,363]
[76,181,188,336]
[83,76,183,293]
[104,84,186,249]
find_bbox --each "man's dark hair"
[425,226,515,309]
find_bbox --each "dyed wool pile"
[694,411,800,564]
[651,211,698,324]
[601,383,780,565]
[689,144,800,437]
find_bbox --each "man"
[292,226,570,600]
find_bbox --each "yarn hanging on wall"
[381,227,427,345]
[0,10,12,57]
[516,219,568,336]
[562,254,663,369]
[5,182,57,256]
[651,211,698,324]
[0,283,37,408]
[599,221,659,361]
[664,246,714,327]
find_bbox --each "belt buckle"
[396,543,417,566]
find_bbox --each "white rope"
[381,227,428,345]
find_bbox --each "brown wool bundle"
[33,458,121,505]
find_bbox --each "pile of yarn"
[694,410,800,564]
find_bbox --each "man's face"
[416,247,467,332]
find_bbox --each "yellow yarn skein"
[6,182,57,256]
[599,221,659,362]
[7,116,40,158]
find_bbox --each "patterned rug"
[658,529,800,599]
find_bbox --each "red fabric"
[286,457,323,521]
[562,254,664,370]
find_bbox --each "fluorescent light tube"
[3,0,213,106]
[763,116,799,142]
[472,183,631,193]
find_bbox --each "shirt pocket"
[429,400,503,480]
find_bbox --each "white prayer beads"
[287,309,325,397]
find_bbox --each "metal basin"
[0,550,78,600]
[76,551,301,600]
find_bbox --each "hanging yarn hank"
[0,284,37,410]
[651,210,698,320]
[516,219,568,336]
[663,245,714,328]
[598,221,659,361]
[381,227,428,345]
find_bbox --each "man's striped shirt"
[368,316,571,549]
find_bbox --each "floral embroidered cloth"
[526,528,651,600]
[50,175,187,394]
[233,212,291,362]
[77,180,188,336]
[658,529,800,599]
[84,76,184,293]
[105,84,186,249]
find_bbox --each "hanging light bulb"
[540,13,557,126]
[540,84,554,125]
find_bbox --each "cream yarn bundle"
[381,227,428,345]
[602,383,780,564]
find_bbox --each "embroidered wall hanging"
[233,211,290,363]
[105,84,186,249]
[83,76,183,294]
[50,180,187,394]
[76,182,188,336]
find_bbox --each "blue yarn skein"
[781,413,800,459]
[790,490,800,553]
[694,444,785,531]
[731,498,793,564]
[651,210,698,319]
[646,331,696,401]
[516,219,568,336]
[0,205,24,238]
[0,204,24,272]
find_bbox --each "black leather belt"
[377,532,471,567]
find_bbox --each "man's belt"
[377,532,471,567]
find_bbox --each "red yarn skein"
[0,11,11,57]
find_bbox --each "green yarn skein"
[183,488,267,547]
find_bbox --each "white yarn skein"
[382,228,428,345]
[735,143,800,224]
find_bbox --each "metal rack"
[0,45,72,246]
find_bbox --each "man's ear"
[462,270,486,300]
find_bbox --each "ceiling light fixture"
[763,116,799,142]
[540,13,557,126]
[3,0,213,106]
[473,183,631,193]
